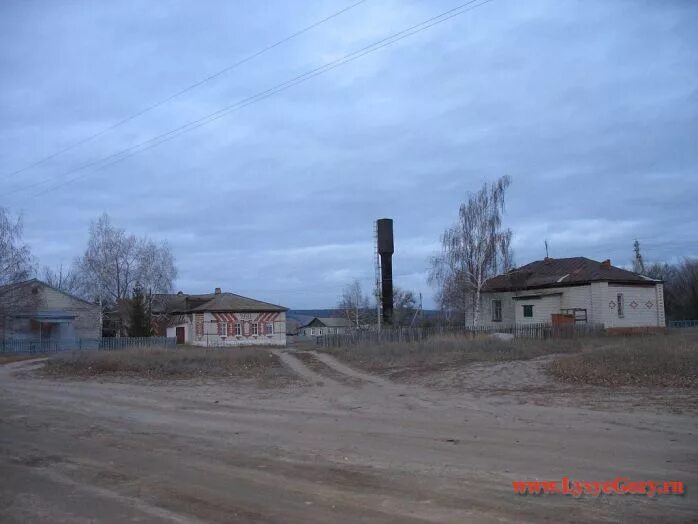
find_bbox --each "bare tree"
[0,207,37,339]
[0,207,34,286]
[337,279,370,329]
[392,286,417,326]
[43,263,82,295]
[428,176,514,326]
[75,213,177,334]
[671,258,698,320]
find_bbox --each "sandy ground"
[1,351,696,523]
[391,353,698,416]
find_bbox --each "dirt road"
[1,352,696,523]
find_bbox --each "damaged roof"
[483,257,659,292]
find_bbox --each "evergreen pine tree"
[128,284,152,337]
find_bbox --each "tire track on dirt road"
[272,350,340,387]
[310,352,392,387]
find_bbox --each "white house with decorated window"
[155,288,287,346]
[479,257,665,333]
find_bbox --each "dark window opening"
[523,305,533,318]
[617,293,624,318]
[492,300,502,322]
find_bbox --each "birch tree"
[0,207,37,337]
[0,207,34,286]
[75,213,177,334]
[428,176,514,326]
[43,263,82,295]
[337,279,370,329]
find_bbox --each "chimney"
[214,287,222,294]
[600,259,611,270]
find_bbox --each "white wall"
[166,323,189,343]
[481,282,664,328]
[479,291,516,326]
[603,284,664,328]
[514,295,561,324]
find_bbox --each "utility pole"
[410,292,423,327]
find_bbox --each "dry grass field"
[322,333,592,378]
[40,346,297,386]
[548,331,698,387]
[322,330,698,389]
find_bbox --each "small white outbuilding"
[479,257,665,333]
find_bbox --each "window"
[251,322,259,335]
[235,323,241,336]
[219,322,227,336]
[318,329,323,335]
[617,293,624,318]
[492,300,502,322]
[265,322,273,335]
[523,305,533,318]
[310,328,316,336]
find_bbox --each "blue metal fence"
[668,320,698,328]
[0,337,176,354]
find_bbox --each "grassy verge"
[547,332,698,387]
[41,346,296,385]
[321,334,595,376]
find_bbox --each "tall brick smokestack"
[377,218,394,325]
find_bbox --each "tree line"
[632,240,698,321]
[0,207,177,336]
[336,278,421,329]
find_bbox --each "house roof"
[302,317,353,328]
[0,278,98,308]
[152,291,286,313]
[483,257,658,292]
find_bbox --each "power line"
[14,0,494,199]
[1,0,368,180]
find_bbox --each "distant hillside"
[287,309,441,326]
[287,309,339,325]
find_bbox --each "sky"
[1,0,696,309]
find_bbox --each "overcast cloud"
[1,0,696,308]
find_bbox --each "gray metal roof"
[301,317,353,328]
[152,291,287,313]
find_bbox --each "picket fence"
[0,337,176,354]
[317,322,605,349]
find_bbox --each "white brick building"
[479,257,665,332]
[158,288,287,347]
